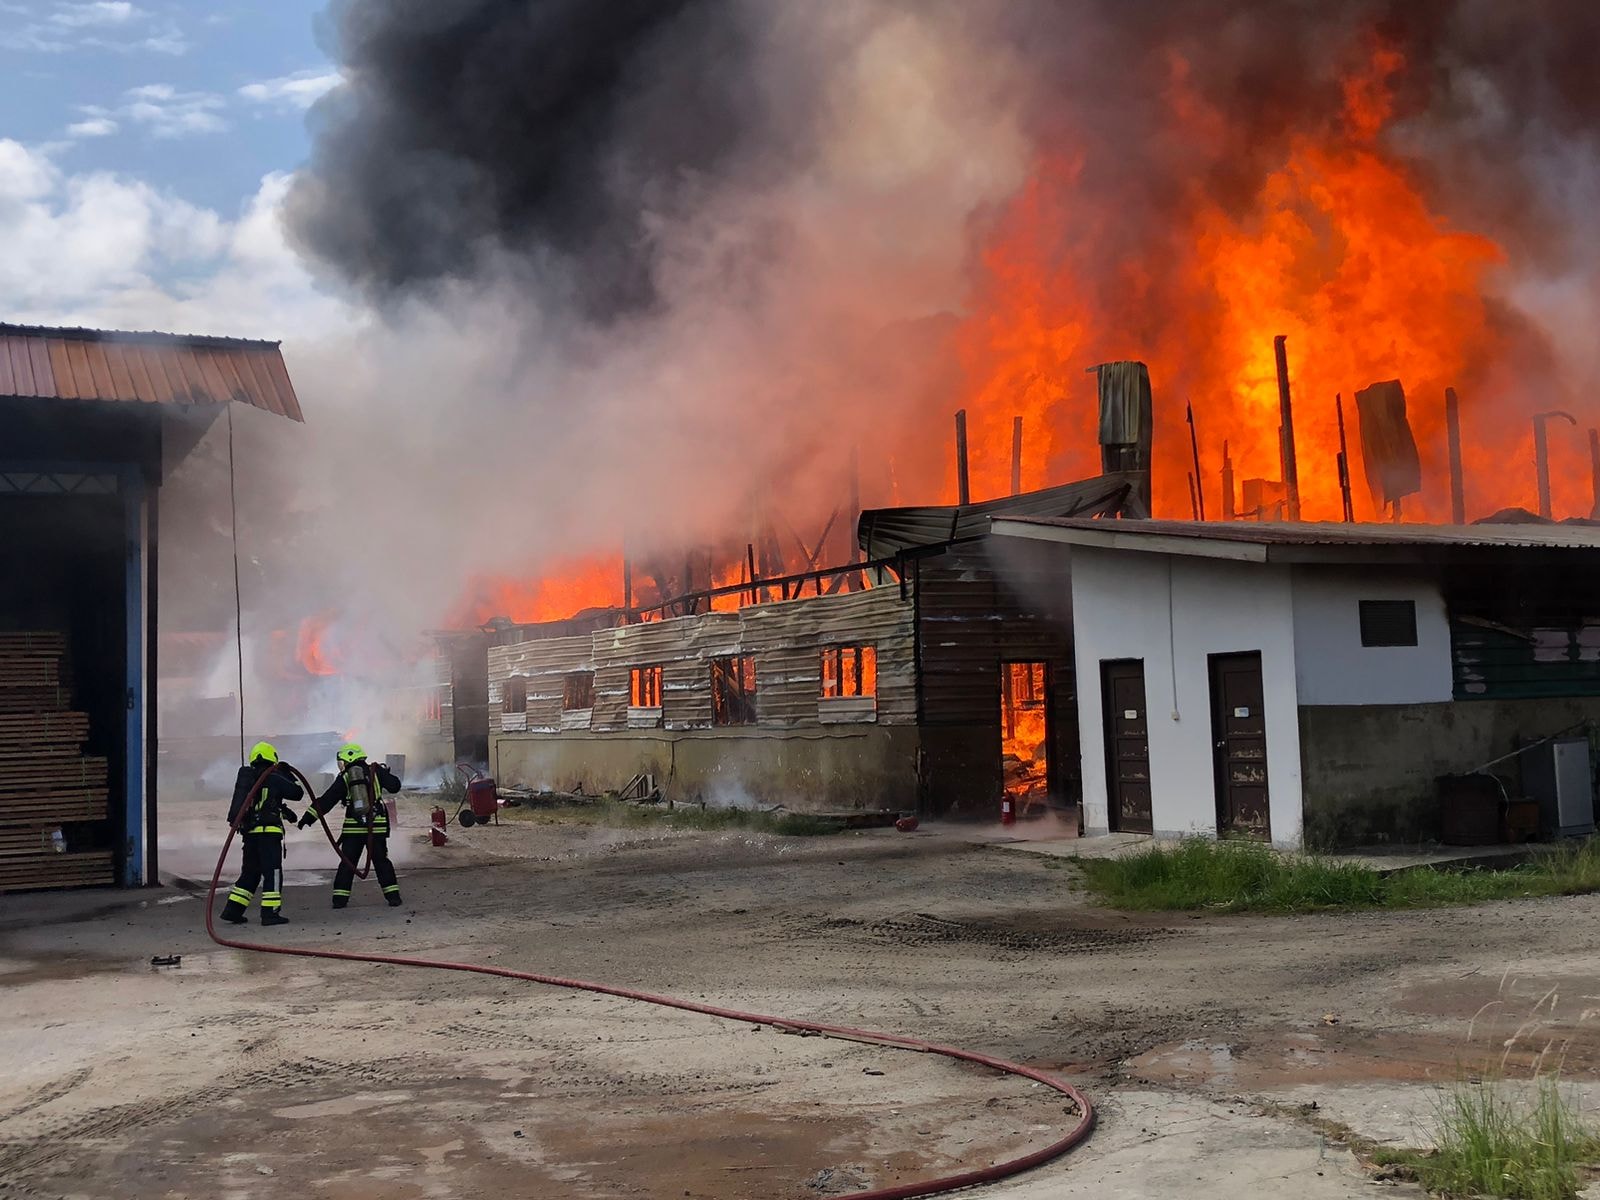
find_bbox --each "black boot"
[332,897,348,909]
[218,902,247,925]
[261,911,291,926]
[385,892,403,908]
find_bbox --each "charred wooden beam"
[1273,335,1301,520]
[955,409,971,506]
[1221,440,1235,520]
[1445,387,1466,524]
[1185,402,1205,520]
[1335,393,1354,523]
[1533,410,1577,519]
[1010,415,1023,496]
[1590,429,1600,521]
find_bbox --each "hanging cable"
[226,404,245,760]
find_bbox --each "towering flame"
[953,39,1507,521]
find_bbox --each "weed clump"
[1372,1078,1600,1200]
[1078,837,1600,913]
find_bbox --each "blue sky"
[2,1,331,213]
[1,1,354,339]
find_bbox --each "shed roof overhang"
[990,517,1600,569]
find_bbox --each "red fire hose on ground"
[206,763,1096,1199]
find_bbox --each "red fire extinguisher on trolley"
[429,806,449,847]
[1000,796,1015,826]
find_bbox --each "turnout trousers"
[332,833,401,907]
[220,832,283,918]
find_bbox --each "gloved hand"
[297,810,318,829]
[281,807,299,826]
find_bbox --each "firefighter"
[219,741,302,927]
[299,743,404,908]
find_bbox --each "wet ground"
[4,798,1600,1197]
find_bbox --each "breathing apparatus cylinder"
[345,761,375,823]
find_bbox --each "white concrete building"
[990,519,1600,848]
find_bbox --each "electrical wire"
[206,763,1096,1198]
[226,404,245,762]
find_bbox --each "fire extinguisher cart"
[454,763,502,827]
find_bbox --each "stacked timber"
[0,633,114,892]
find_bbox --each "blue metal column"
[122,467,145,886]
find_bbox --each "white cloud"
[121,82,225,137]
[238,68,342,112]
[65,115,117,138]
[50,2,142,28]
[0,2,184,54]
[0,138,356,343]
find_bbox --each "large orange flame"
[954,39,1508,521]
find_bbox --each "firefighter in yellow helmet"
[299,743,403,908]
[219,741,303,926]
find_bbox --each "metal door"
[1209,652,1270,840]
[1101,660,1152,833]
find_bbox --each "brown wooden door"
[1101,660,1152,833]
[1209,652,1270,840]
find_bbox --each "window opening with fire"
[563,671,595,710]
[820,644,877,699]
[503,676,527,715]
[711,655,758,726]
[1001,661,1050,815]
[630,665,663,708]
[422,686,443,724]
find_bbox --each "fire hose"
[206,763,1096,1198]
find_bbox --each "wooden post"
[1335,393,1354,522]
[1273,335,1301,520]
[1532,411,1575,519]
[1590,429,1600,521]
[622,531,633,620]
[1185,402,1206,520]
[746,542,757,606]
[955,409,971,505]
[1187,471,1199,521]
[1221,440,1235,520]
[1445,387,1466,524]
[1010,416,1023,496]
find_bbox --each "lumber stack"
[0,632,114,892]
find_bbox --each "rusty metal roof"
[857,473,1134,558]
[990,517,1600,562]
[0,323,303,422]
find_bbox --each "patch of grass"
[1371,1078,1600,1200]
[1077,837,1600,913]
[498,797,838,837]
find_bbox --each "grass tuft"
[1371,1077,1600,1200]
[1077,837,1600,913]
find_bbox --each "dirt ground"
[5,798,1600,1199]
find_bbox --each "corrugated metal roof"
[0,323,303,422]
[857,473,1134,557]
[991,517,1600,562]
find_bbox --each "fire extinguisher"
[429,806,449,847]
[1000,796,1015,826]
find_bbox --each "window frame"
[630,665,664,709]
[562,670,596,712]
[710,654,758,726]
[1358,599,1419,648]
[503,675,528,715]
[820,643,878,699]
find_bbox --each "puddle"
[273,1090,413,1120]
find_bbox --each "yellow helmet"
[248,741,279,764]
[336,742,366,765]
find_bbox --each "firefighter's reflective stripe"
[227,887,252,905]
[340,823,388,837]
[248,823,284,835]
[382,884,400,894]
[332,888,352,898]
[261,891,282,910]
